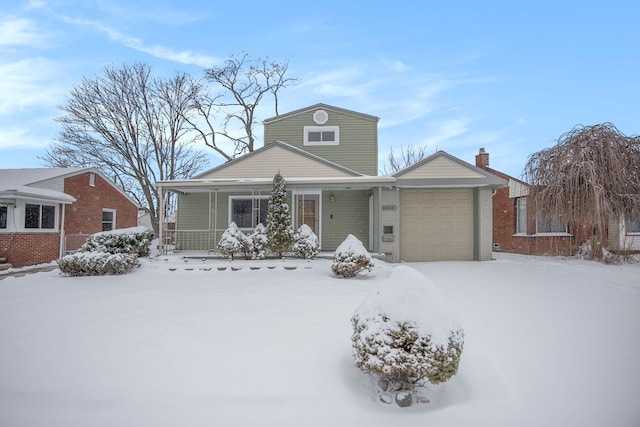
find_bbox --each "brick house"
[0,168,139,267]
[475,148,591,256]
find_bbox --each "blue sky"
[1,0,638,178]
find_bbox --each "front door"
[294,193,320,236]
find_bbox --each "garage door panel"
[400,189,474,261]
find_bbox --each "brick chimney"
[475,147,489,169]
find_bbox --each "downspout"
[58,203,66,259]
[158,185,164,255]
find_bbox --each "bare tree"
[523,123,640,260]
[382,144,431,174]
[200,52,298,158]
[41,63,209,233]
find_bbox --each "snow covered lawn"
[1,253,639,427]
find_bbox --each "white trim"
[303,126,339,146]
[89,173,96,187]
[228,195,269,230]
[22,201,59,232]
[292,189,322,247]
[313,109,329,124]
[102,208,117,231]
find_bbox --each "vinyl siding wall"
[321,190,371,250]
[264,109,378,175]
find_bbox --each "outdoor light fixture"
[329,194,335,203]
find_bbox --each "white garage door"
[400,189,474,261]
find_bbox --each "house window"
[230,197,269,229]
[102,209,116,231]
[536,218,567,234]
[89,173,96,187]
[516,197,527,234]
[0,206,6,229]
[626,217,640,234]
[303,126,339,146]
[25,204,56,229]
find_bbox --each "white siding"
[200,145,354,179]
[477,187,494,260]
[400,156,484,179]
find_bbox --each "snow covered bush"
[79,226,154,257]
[292,224,319,259]
[351,266,464,398]
[217,222,251,260]
[249,223,268,260]
[58,252,138,276]
[58,227,152,276]
[331,234,374,278]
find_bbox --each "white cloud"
[0,125,51,150]
[0,57,63,114]
[0,16,49,47]
[60,16,220,67]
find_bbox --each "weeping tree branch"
[523,123,640,259]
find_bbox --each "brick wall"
[0,233,60,267]
[64,172,138,236]
[475,149,578,256]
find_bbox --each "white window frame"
[0,204,8,230]
[228,196,269,230]
[292,189,322,247]
[515,197,527,235]
[626,216,640,235]
[535,217,569,235]
[303,126,339,146]
[89,173,96,187]
[102,208,116,231]
[24,203,57,231]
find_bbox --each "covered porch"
[156,176,395,256]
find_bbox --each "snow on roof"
[0,168,91,203]
[0,168,90,189]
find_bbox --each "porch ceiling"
[157,176,397,193]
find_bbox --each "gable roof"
[195,140,364,179]
[0,167,138,206]
[393,151,507,188]
[262,103,379,125]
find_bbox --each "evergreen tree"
[266,172,293,257]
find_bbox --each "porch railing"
[162,229,224,254]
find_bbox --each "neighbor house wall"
[64,172,138,237]
[0,232,60,267]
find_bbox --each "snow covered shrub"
[351,266,464,393]
[292,224,319,259]
[217,222,251,260]
[80,226,154,257]
[58,252,138,276]
[249,223,268,260]
[266,172,293,257]
[331,234,374,278]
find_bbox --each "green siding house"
[157,103,505,262]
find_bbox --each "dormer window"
[304,126,339,146]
